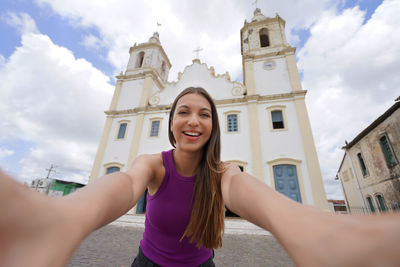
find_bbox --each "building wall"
[253,57,292,95]
[343,108,400,213]
[338,153,365,213]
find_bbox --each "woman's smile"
[170,93,212,153]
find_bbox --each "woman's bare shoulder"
[134,153,163,168]
[221,162,242,176]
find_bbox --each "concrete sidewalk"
[110,215,271,235]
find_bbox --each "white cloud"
[0,147,14,159]
[34,0,335,81]
[298,0,400,199]
[0,13,113,184]
[1,12,39,35]
[81,34,104,50]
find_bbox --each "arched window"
[116,120,130,140]
[224,111,241,133]
[357,152,368,176]
[117,123,127,139]
[135,51,145,68]
[366,196,375,213]
[267,105,288,131]
[149,117,162,137]
[106,166,120,174]
[271,110,284,129]
[379,135,397,167]
[259,28,270,47]
[103,162,124,175]
[375,194,387,212]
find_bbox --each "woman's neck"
[172,148,203,177]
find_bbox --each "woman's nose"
[188,114,200,126]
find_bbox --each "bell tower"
[89,32,171,182]
[126,32,171,84]
[241,8,302,95]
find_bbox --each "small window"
[238,165,244,172]
[161,61,167,79]
[106,166,120,174]
[379,135,397,167]
[357,152,368,176]
[135,51,145,68]
[117,123,127,139]
[271,110,284,129]
[366,196,375,213]
[376,194,387,212]
[227,114,238,132]
[150,120,160,137]
[259,28,270,47]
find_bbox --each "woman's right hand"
[0,170,85,267]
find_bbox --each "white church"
[89,8,329,213]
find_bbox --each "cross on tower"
[193,46,203,59]
[252,0,258,9]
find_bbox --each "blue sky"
[1,0,399,200]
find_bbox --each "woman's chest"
[146,181,195,235]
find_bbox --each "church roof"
[251,8,267,22]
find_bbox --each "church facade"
[89,9,329,212]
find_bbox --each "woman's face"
[170,93,213,154]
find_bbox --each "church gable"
[154,59,246,106]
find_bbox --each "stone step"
[110,215,270,236]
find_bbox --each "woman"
[0,87,400,267]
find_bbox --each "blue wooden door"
[136,189,148,214]
[273,165,302,203]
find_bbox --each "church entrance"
[136,189,148,214]
[273,165,302,203]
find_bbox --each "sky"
[0,0,399,200]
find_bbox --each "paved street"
[67,216,294,267]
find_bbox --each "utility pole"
[45,164,57,194]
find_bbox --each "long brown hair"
[168,87,225,249]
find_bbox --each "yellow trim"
[247,102,264,181]
[293,98,329,210]
[266,158,306,203]
[103,162,125,175]
[148,117,163,138]
[109,80,123,110]
[139,76,154,107]
[225,160,248,172]
[121,68,166,90]
[266,105,288,132]
[223,110,241,134]
[126,74,154,168]
[243,60,256,95]
[285,54,303,92]
[127,113,145,168]
[89,117,113,183]
[114,120,130,141]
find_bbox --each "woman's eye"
[178,111,187,115]
[201,113,211,118]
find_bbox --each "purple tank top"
[140,149,212,266]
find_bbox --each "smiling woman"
[1,87,400,267]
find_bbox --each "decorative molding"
[104,91,307,116]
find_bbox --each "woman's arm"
[0,154,158,267]
[221,164,400,267]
